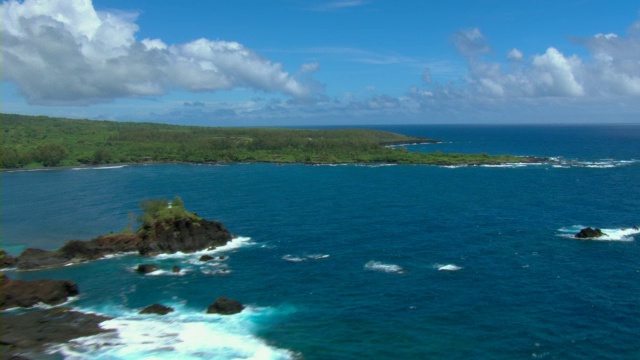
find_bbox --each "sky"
[2,0,640,126]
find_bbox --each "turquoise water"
[2,125,640,359]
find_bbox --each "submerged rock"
[172,265,181,273]
[139,304,174,315]
[199,255,214,261]
[0,276,79,310]
[575,227,606,238]
[206,296,244,315]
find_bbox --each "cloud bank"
[1,0,312,105]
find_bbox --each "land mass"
[1,113,545,168]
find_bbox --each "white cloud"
[507,48,523,61]
[1,0,311,105]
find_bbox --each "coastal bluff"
[2,197,233,270]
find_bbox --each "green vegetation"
[137,196,201,237]
[1,113,540,168]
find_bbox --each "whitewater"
[2,124,639,359]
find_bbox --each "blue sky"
[2,0,640,125]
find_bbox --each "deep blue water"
[2,125,640,359]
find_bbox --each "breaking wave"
[50,304,297,359]
[364,261,407,274]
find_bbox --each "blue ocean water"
[2,125,639,359]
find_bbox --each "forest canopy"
[1,113,535,168]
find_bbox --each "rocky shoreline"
[0,201,247,359]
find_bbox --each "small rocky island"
[2,197,233,271]
[575,227,607,239]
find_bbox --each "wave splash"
[52,304,296,359]
[558,225,639,242]
[364,260,407,274]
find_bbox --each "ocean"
[2,124,639,359]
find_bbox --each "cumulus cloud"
[449,24,640,99]
[1,0,311,105]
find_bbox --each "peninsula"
[1,113,545,168]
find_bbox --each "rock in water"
[138,218,233,256]
[206,296,245,315]
[199,255,214,261]
[172,265,181,273]
[0,277,79,310]
[136,264,159,273]
[139,304,174,315]
[575,227,606,238]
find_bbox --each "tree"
[93,148,113,164]
[34,143,68,167]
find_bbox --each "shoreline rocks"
[0,307,113,359]
[0,275,79,311]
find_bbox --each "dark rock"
[1,249,17,268]
[0,308,112,358]
[15,233,142,270]
[11,217,232,270]
[172,265,181,273]
[138,218,232,256]
[199,255,214,261]
[206,296,244,315]
[0,277,79,310]
[139,304,174,315]
[136,264,159,273]
[575,227,606,238]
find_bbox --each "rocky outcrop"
[138,218,233,256]
[0,308,112,358]
[206,296,244,315]
[199,255,214,261]
[575,227,606,238]
[1,249,17,268]
[0,276,79,310]
[139,304,174,315]
[136,264,159,273]
[13,233,141,270]
[6,217,233,270]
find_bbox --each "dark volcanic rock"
[575,227,606,238]
[10,217,232,270]
[15,234,142,270]
[206,296,245,315]
[136,264,159,273]
[1,277,79,310]
[0,308,112,358]
[139,304,174,315]
[138,218,233,256]
[1,249,17,268]
[199,255,214,261]
[172,265,181,273]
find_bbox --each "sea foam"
[364,260,406,274]
[435,264,463,271]
[51,305,296,359]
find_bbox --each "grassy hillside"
[1,113,537,168]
